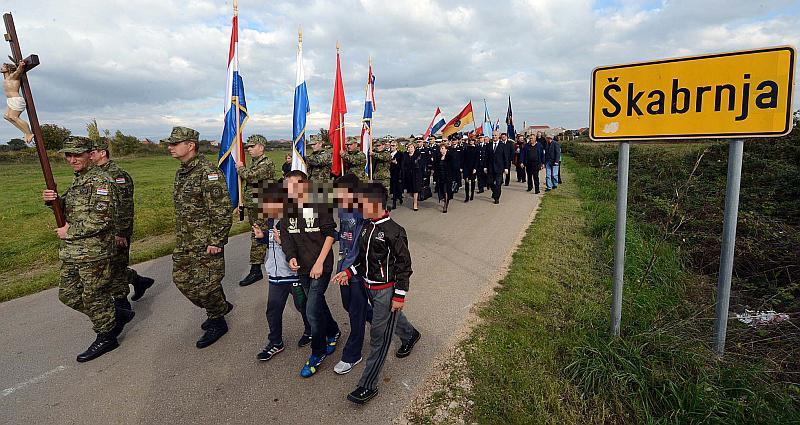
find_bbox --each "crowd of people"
[40,125,562,406]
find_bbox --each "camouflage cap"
[245,134,268,147]
[346,139,359,145]
[92,137,109,151]
[58,136,94,154]
[161,126,199,144]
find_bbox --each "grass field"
[0,151,288,302]
[410,157,798,424]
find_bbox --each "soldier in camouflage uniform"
[89,138,155,309]
[342,139,367,182]
[42,136,132,362]
[235,134,275,287]
[371,139,392,192]
[164,126,233,349]
[306,138,333,183]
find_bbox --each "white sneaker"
[334,357,362,375]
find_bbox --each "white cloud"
[1,0,799,143]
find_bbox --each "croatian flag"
[360,63,375,177]
[292,34,310,173]
[423,107,445,141]
[218,12,248,208]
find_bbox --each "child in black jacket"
[333,183,420,404]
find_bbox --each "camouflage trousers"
[109,238,139,300]
[172,249,228,319]
[248,211,267,265]
[59,260,116,334]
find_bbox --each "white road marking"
[1,365,67,398]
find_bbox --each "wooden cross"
[4,13,65,226]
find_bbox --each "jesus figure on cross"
[2,59,33,143]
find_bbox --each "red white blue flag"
[218,10,248,207]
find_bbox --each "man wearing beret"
[89,138,155,311]
[236,134,275,287]
[42,136,130,362]
[165,126,233,348]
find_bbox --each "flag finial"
[233,0,238,16]
[336,40,340,52]
[298,27,303,45]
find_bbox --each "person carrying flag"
[165,126,233,349]
[236,134,275,287]
[306,138,333,183]
[342,139,368,181]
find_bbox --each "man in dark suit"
[484,131,509,204]
[500,133,514,186]
[476,136,488,193]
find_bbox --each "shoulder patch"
[96,187,109,196]
[208,173,220,181]
[115,177,126,184]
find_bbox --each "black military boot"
[131,276,155,301]
[111,307,136,338]
[196,317,229,349]
[76,332,119,363]
[202,301,234,330]
[114,297,132,312]
[239,264,263,287]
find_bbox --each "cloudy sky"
[2,0,799,142]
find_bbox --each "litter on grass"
[735,310,790,327]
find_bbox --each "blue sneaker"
[300,354,326,378]
[325,331,342,355]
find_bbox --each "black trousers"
[489,172,503,201]
[463,176,475,199]
[526,164,541,193]
[504,167,511,186]
[516,165,526,182]
[266,283,311,345]
[477,170,487,191]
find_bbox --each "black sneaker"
[396,329,421,358]
[114,297,132,312]
[110,307,135,338]
[347,386,378,405]
[202,301,234,330]
[257,342,285,361]
[297,334,312,347]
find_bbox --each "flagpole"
[233,0,245,220]
[299,27,306,166]
[337,42,344,175]
[368,56,374,180]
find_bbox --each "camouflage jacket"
[342,150,368,181]
[238,154,275,185]
[173,155,233,252]
[97,160,134,238]
[58,165,117,263]
[372,150,392,182]
[306,149,333,182]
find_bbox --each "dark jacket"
[521,142,544,166]
[504,140,515,167]
[402,151,426,194]
[485,140,509,175]
[433,151,455,201]
[345,213,412,302]
[280,202,337,274]
[545,141,561,164]
[337,209,365,273]
[462,144,478,178]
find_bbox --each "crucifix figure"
[2,57,34,142]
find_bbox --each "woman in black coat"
[402,143,425,211]
[433,143,454,213]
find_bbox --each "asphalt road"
[1,177,543,425]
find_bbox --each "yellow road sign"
[590,46,795,141]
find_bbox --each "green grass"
[435,157,799,424]
[0,151,287,302]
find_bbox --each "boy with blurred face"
[252,183,312,361]
[331,174,373,375]
[333,183,419,404]
[281,170,340,377]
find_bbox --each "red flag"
[329,48,347,176]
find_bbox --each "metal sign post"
[713,139,744,356]
[610,141,630,336]
[590,46,794,355]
